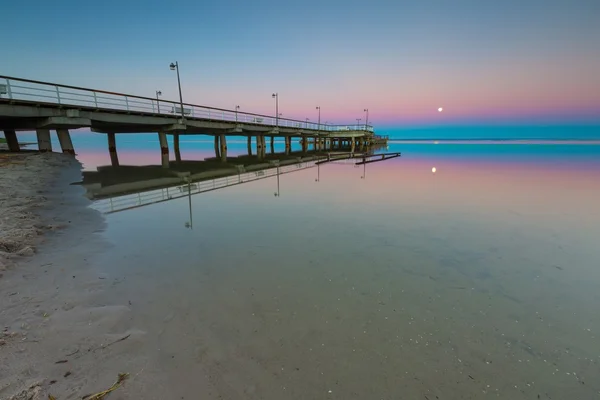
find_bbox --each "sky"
[1,0,600,127]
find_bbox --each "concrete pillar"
[158,132,169,168]
[351,138,356,153]
[56,129,75,155]
[214,135,220,159]
[262,136,267,157]
[257,136,263,159]
[36,129,52,152]
[107,132,119,167]
[174,134,181,162]
[285,136,291,155]
[3,130,20,152]
[301,137,307,153]
[219,134,227,162]
[247,136,252,156]
[270,136,275,154]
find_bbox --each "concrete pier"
[36,128,52,152]
[285,136,291,155]
[158,132,169,168]
[247,136,252,156]
[351,138,356,153]
[3,129,20,152]
[213,136,220,159]
[219,134,227,162]
[257,135,264,159]
[108,132,119,166]
[174,134,181,162]
[270,136,275,154]
[56,129,75,155]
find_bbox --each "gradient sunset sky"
[2,0,599,126]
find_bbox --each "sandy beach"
[0,153,141,400]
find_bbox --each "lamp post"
[169,61,184,121]
[305,118,310,129]
[316,106,321,130]
[356,118,361,129]
[235,105,240,122]
[156,90,162,113]
[364,108,369,130]
[272,93,279,127]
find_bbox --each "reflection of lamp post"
[364,108,369,130]
[235,105,240,122]
[361,157,366,179]
[274,166,281,197]
[169,61,185,121]
[271,93,279,127]
[315,163,320,182]
[316,106,321,130]
[185,177,193,229]
[156,90,162,113]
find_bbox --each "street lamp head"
[364,108,368,112]
[316,106,320,110]
[169,63,177,70]
[272,93,276,98]
[156,90,162,96]
[236,105,240,110]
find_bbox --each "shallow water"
[71,136,600,398]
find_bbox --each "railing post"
[6,79,13,99]
[93,92,98,108]
[55,86,61,104]
[125,96,129,111]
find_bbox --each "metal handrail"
[0,75,375,133]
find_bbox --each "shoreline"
[0,152,128,400]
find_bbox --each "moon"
[438,107,443,112]
[432,167,437,173]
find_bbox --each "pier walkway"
[0,76,388,167]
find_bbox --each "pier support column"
[270,136,275,154]
[256,136,264,159]
[107,132,119,167]
[351,138,356,153]
[285,136,291,155]
[36,129,52,152]
[3,130,20,152]
[56,129,75,155]
[174,134,181,162]
[301,137,307,153]
[214,135,220,159]
[247,136,253,156]
[219,134,227,162]
[158,132,169,168]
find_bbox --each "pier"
[0,76,388,166]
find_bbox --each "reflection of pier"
[81,145,390,214]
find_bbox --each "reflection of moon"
[438,107,443,112]
[432,167,437,173]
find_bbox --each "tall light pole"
[169,61,184,121]
[316,106,321,130]
[272,93,279,127]
[364,108,369,130]
[156,90,162,113]
[235,105,240,122]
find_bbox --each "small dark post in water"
[247,136,252,156]
[36,129,52,152]
[158,132,169,168]
[108,132,119,167]
[174,134,181,162]
[214,135,220,159]
[3,130,20,152]
[220,134,227,162]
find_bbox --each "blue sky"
[2,0,599,126]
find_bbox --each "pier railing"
[0,76,374,133]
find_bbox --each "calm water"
[38,131,600,397]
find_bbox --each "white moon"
[432,167,437,173]
[438,107,443,112]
